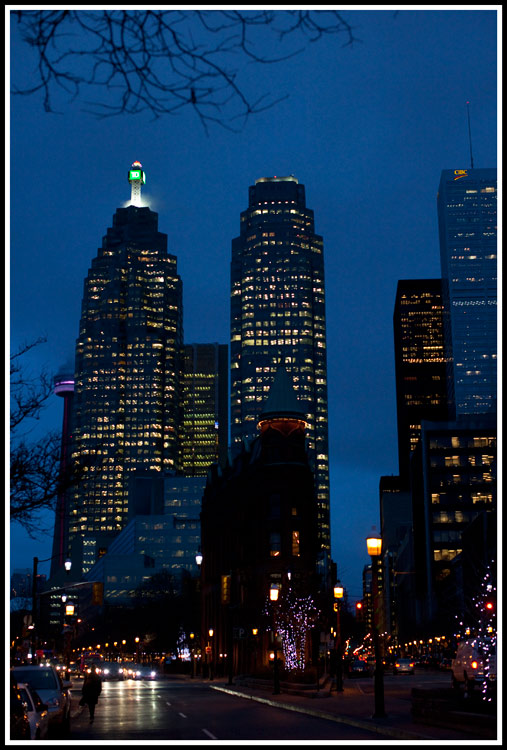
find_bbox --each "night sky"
[8,9,498,600]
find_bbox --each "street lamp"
[31,554,72,663]
[270,584,281,695]
[208,629,214,681]
[333,581,344,692]
[366,532,387,719]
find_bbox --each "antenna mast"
[466,102,474,169]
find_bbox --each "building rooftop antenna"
[466,101,474,169]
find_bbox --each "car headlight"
[103,669,109,675]
[136,671,141,676]
[151,671,156,677]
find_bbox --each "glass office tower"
[231,176,330,551]
[180,343,229,475]
[69,182,183,574]
[437,168,497,417]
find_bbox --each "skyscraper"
[180,343,228,475]
[68,162,183,575]
[230,176,330,551]
[437,168,497,417]
[393,279,448,480]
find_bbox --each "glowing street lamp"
[269,583,281,695]
[366,532,386,719]
[333,581,344,691]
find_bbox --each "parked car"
[393,657,415,674]
[451,638,493,693]
[439,657,452,671]
[347,659,370,677]
[10,681,31,740]
[11,664,71,736]
[17,682,50,739]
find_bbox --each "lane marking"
[202,728,218,739]
[178,712,187,719]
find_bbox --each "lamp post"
[270,584,281,695]
[135,637,140,664]
[31,555,71,663]
[366,534,387,719]
[208,629,214,681]
[189,632,195,678]
[333,582,344,692]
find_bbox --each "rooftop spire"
[258,367,306,424]
[128,161,146,206]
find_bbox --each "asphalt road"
[70,678,385,741]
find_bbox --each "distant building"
[410,414,496,633]
[10,569,33,600]
[379,475,414,644]
[180,343,228,475]
[201,368,319,676]
[437,168,497,417]
[50,371,75,580]
[84,475,204,605]
[393,280,448,481]
[68,163,183,575]
[230,176,330,553]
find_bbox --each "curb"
[210,684,435,740]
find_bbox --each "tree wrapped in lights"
[265,587,319,672]
[454,560,496,701]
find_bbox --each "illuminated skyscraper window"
[69,165,183,574]
[437,168,497,417]
[230,176,330,551]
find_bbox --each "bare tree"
[10,338,60,535]
[10,339,85,537]
[11,9,358,131]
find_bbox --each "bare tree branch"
[11,10,358,129]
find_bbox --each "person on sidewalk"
[81,665,102,723]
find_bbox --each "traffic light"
[485,601,494,611]
[221,575,231,605]
[355,601,364,621]
[91,582,104,606]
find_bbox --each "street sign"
[205,646,212,654]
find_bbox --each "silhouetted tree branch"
[11,9,358,131]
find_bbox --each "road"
[70,677,387,741]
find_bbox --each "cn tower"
[49,372,75,580]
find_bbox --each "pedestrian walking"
[80,665,102,723]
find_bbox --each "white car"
[11,665,71,736]
[451,638,494,693]
[17,682,50,739]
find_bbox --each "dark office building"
[410,414,496,634]
[180,343,228,475]
[201,368,319,677]
[68,165,183,575]
[393,280,448,480]
[437,168,497,417]
[231,176,330,552]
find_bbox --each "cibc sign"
[454,169,469,180]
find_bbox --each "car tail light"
[471,661,479,669]
[395,663,400,668]
[410,663,414,667]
